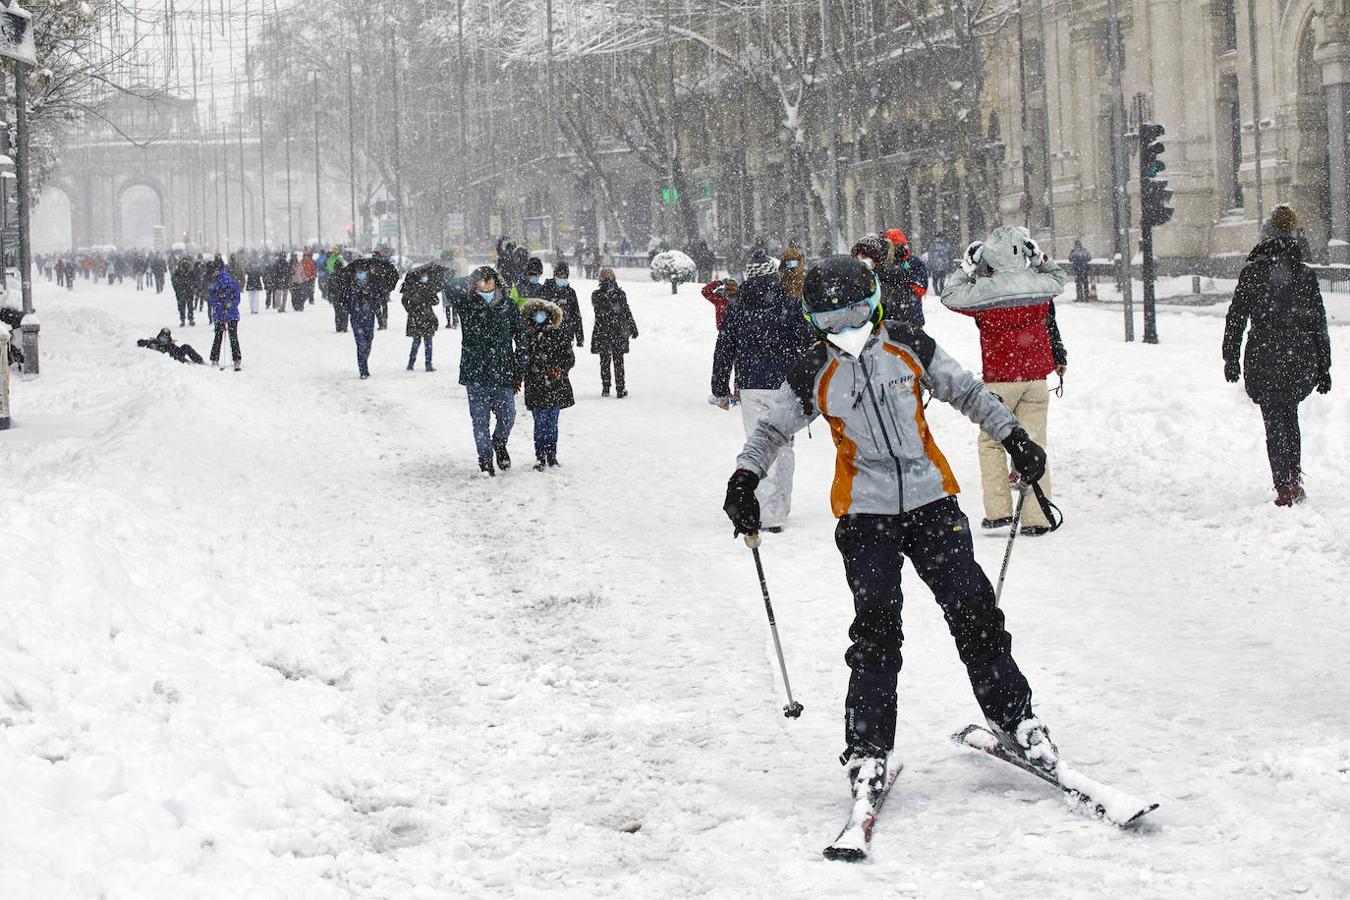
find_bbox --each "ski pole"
[744,533,804,718]
[994,478,1031,608]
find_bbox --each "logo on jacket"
[887,374,915,389]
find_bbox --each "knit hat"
[744,250,778,280]
[526,257,544,277]
[553,261,570,278]
[850,233,890,268]
[1270,204,1297,235]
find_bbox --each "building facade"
[987,0,1350,267]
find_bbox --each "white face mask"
[828,323,874,358]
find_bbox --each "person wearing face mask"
[852,231,928,328]
[521,298,577,470]
[543,262,585,347]
[513,257,548,307]
[722,255,1061,827]
[710,248,815,532]
[779,246,806,298]
[448,266,530,476]
[401,269,441,372]
[590,267,639,398]
[343,266,382,379]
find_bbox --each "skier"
[590,267,638,398]
[521,298,576,470]
[170,258,197,327]
[943,226,1068,536]
[1223,204,1333,505]
[136,328,204,365]
[721,255,1057,830]
[542,262,585,347]
[711,249,816,532]
[447,266,529,476]
[205,261,243,371]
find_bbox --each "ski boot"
[991,717,1060,776]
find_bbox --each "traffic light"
[1139,123,1174,227]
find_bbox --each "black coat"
[402,284,441,338]
[264,258,291,291]
[524,323,577,411]
[543,280,585,346]
[170,267,196,300]
[1224,236,1332,403]
[590,285,638,355]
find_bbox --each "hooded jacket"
[207,270,242,323]
[711,274,816,396]
[590,283,637,355]
[738,322,1018,517]
[522,299,577,411]
[402,282,441,338]
[1224,236,1332,402]
[542,279,585,346]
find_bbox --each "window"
[1218,0,1238,53]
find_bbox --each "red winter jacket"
[960,301,1067,383]
[702,280,732,330]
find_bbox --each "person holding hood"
[711,249,816,531]
[521,297,577,470]
[701,277,739,331]
[1223,204,1333,506]
[941,226,1068,536]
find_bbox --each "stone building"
[987,0,1350,267]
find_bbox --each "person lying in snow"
[136,328,204,365]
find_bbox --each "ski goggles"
[806,280,882,333]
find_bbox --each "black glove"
[1001,428,1046,484]
[1317,371,1331,394]
[1224,359,1240,383]
[630,328,639,339]
[723,469,761,537]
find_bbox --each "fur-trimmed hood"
[522,297,564,329]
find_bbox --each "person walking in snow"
[722,254,1059,823]
[205,261,244,371]
[243,252,265,314]
[345,267,382,379]
[150,253,168,294]
[711,249,816,532]
[265,252,291,313]
[779,246,806,299]
[943,226,1068,537]
[590,267,638,398]
[448,266,529,476]
[402,268,441,372]
[1069,239,1092,303]
[1223,204,1333,506]
[521,297,577,470]
[512,257,548,307]
[543,262,585,347]
[326,248,350,332]
[170,258,197,327]
[927,233,953,295]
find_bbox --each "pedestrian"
[590,267,639,398]
[521,298,577,470]
[880,229,931,327]
[151,252,168,294]
[701,277,739,330]
[721,254,1059,827]
[326,247,349,332]
[711,249,816,532]
[136,327,204,365]
[371,249,393,330]
[170,258,197,327]
[779,246,806,298]
[289,252,308,311]
[265,252,290,312]
[513,257,547,306]
[244,252,265,314]
[346,266,382,379]
[402,267,441,372]
[1223,204,1333,506]
[205,261,243,371]
[928,232,953,295]
[543,262,585,347]
[1069,239,1092,302]
[941,226,1069,536]
[447,266,529,476]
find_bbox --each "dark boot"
[981,516,1013,529]
[479,458,496,478]
[494,443,511,471]
[1274,484,1299,507]
[533,457,547,472]
[547,453,559,468]
[1290,470,1307,504]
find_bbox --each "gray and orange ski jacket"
[737,321,1019,518]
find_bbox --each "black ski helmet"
[802,255,879,314]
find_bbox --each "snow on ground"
[2,272,1348,897]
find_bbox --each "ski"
[822,755,904,862]
[952,724,1158,828]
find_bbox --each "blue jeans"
[409,335,433,368]
[352,317,375,376]
[467,386,516,463]
[532,406,561,459]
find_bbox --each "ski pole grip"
[743,533,762,550]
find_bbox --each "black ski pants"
[210,321,241,364]
[1258,397,1303,486]
[835,497,1033,760]
[598,351,626,393]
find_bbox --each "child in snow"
[137,328,204,365]
[521,298,576,470]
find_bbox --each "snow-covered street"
[3,276,1348,897]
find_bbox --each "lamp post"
[1105,0,1134,341]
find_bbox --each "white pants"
[740,387,796,528]
[248,289,261,314]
